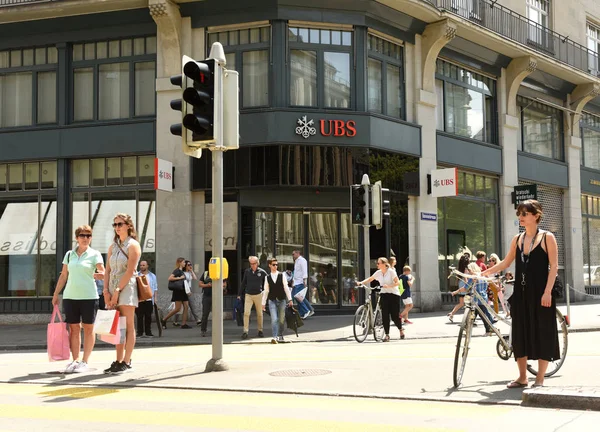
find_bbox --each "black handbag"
[168,279,184,291]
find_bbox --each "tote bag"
[47,305,70,362]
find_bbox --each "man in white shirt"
[292,249,315,319]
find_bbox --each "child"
[454,263,496,336]
[399,266,414,324]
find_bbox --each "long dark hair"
[458,254,470,274]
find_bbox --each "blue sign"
[421,212,437,221]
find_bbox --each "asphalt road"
[1,383,599,431]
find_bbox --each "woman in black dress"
[161,257,191,329]
[483,200,559,388]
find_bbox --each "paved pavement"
[2,300,599,350]
[0,301,598,412]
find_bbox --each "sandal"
[400,330,405,340]
[506,380,528,389]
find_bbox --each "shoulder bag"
[114,242,153,301]
[543,233,563,298]
[168,270,185,291]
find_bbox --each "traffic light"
[371,181,390,230]
[351,185,368,225]
[170,55,218,158]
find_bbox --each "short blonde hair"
[467,262,481,274]
[75,225,92,237]
[403,265,411,272]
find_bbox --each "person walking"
[51,225,104,374]
[292,249,315,319]
[358,257,404,341]
[183,260,202,327]
[399,265,414,324]
[104,213,141,374]
[483,199,560,388]
[161,258,191,329]
[136,260,158,338]
[238,255,267,340]
[448,254,470,323]
[261,258,293,344]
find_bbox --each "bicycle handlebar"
[448,269,497,282]
[356,283,381,291]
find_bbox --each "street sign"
[512,184,537,208]
[431,168,458,197]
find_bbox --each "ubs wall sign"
[295,116,356,139]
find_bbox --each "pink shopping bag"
[47,305,70,362]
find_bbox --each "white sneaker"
[72,361,89,373]
[301,312,310,319]
[308,310,315,317]
[63,361,79,374]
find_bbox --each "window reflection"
[309,212,338,305]
[275,212,303,271]
[324,52,350,108]
[341,213,359,305]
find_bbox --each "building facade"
[1,0,599,322]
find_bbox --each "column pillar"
[412,19,456,311]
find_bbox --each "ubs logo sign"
[295,116,357,139]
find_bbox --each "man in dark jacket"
[237,255,267,340]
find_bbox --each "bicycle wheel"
[527,309,568,377]
[453,309,474,388]
[373,309,384,342]
[353,305,369,343]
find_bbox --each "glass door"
[341,213,359,306]
[308,212,338,305]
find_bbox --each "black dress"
[171,269,189,302]
[512,233,560,361]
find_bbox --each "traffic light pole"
[361,175,371,285]
[206,47,228,373]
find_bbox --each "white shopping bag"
[98,317,126,345]
[93,309,119,335]
[294,287,308,303]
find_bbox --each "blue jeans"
[292,284,314,316]
[268,299,287,339]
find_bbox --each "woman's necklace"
[520,228,539,286]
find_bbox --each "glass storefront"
[0,161,57,297]
[437,171,499,292]
[582,194,600,289]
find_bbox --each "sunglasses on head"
[78,234,92,238]
[112,222,126,228]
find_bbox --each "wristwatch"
[115,287,122,293]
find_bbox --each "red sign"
[319,119,357,137]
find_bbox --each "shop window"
[582,195,600,287]
[518,96,563,161]
[581,112,600,170]
[289,26,352,109]
[0,45,57,128]
[367,34,404,119]
[72,36,156,122]
[72,156,154,189]
[208,26,270,108]
[435,59,497,144]
[0,161,57,192]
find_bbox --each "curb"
[1,379,522,408]
[522,387,600,411]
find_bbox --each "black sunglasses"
[112,222,126,228]
[271,263,278,267]
[516,211,531,217]
[78,234,92,238]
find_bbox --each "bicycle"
[449,269,568,388]
[353,284,384,343]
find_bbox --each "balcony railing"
[423,0,600,79]
[0,0,58,6]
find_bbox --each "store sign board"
[512,184,537,208]
[421,212,437,221]
[154,158,173,192]
[295,116,357,139]
[431,168,458,197]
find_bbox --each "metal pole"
[206,47,228,372]
[361,174,371,283]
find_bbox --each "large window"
[526,0,550,48]
[70,157,156,270]
[0,161,58,297]
[289,26,352,109]
[71,37,156,122]
[0,46,57,128]
[581,112,600,170]
[437,171,499,292]
[518,96,563,161]
[367,33,404,119]
[588,23,600,74]
[208,26,270,108]
[435,60,497,144]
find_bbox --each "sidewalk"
[1,301,598,350]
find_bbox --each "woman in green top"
[51,225,105,374]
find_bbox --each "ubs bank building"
[1,0,599,321]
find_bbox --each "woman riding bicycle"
[358,257,404,341]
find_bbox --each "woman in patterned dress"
[103,213,142,374]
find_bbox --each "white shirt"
[372,268,400,296]
[293,255,308,285]
[262,271,293,305]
